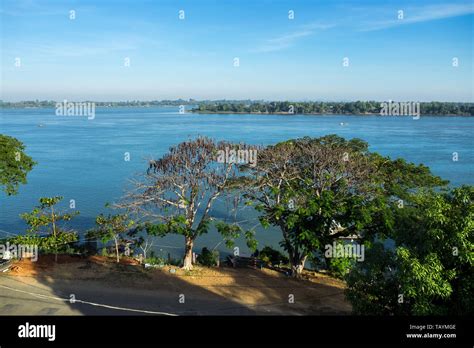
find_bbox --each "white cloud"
[255,22,334,53]
[360,3,474,31]
[3,35,160,59]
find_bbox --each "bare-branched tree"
[119,136,251,270]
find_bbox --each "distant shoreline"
[1,101,473,117]
[190,110,473,117]
[1,106,472,117]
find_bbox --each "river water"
[1,107,472,257]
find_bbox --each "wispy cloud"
[3,35,160,60]
[0,0,96,17]
[255,23,334,53]
[360,3,474,31]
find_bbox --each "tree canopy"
[346,186,474,315]
[120,136,251,269]
[240,135,447,277]
[0,134,36,195]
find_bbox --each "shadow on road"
[0,255,351,315]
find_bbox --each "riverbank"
[190,110,473,116]
[190,110,378,115]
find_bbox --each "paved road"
[0,275,297,315]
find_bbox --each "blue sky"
[1,0,473,101]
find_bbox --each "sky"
[1,0,473,102]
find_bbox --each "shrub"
[144,255,165,266]
[327,254,355,279]
[197,247,219,267]
[8,231,78,254]
[258,246,289,266]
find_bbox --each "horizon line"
[2,99,473,104]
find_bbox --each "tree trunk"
[114,237,120,263]
[182,236,194,270]
[51,206,57,237]
[280,226,307,278]
[52,206,57,263]
[290,254,307,278]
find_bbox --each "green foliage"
[345,242,400,314]
[192,101,474,116]
[258,246,289,266]
[144,255,166,266]
[100,247,108,257]
[215,221,258,251]
[346,186,474,315]
[20,196,79,234]
[326,248,357,279]
[328,257,354,279]
[1,100,198,108]
[215,222,241,249]
[245,135,375,275]
[18,196,78,256]
[3,100,473,116]
[244,135,447,277]
[126,136,246,269]
[8,232,78,254]
[144,216,191,237]
[0,134,36,195]
[87,213,134,262]
[196,247,219,267]
[88,213,134,244]
[370,153,448,200]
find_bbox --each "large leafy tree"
[346,186,473,315]
[0,134,36,195]
[243,135,446,277]
[244,135,378,277]
[120,137,246,270]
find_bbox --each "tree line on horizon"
[194,101,474,115]
[1,100,473,115]
[1,133,473,315]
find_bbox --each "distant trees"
[192,101,474,115]
[0,134,36,195]
[0,100,198,108]
[3,100,472,115]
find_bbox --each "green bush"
[258,246,289,265]
[197,247,219,267]
[327,254,355,279]
[144,255,166,266]
[8,231,78,254]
